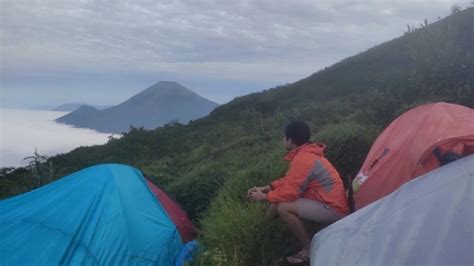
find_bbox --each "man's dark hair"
[285,120,311,146]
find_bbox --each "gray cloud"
[0,0,463,105]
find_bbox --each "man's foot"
[286,249,310,264]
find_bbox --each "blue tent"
[0,164,183,265]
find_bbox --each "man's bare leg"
[266,203,279,221]
[277,201,310,262]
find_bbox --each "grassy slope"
[1,8,473,265]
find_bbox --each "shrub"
[314,121,380,178]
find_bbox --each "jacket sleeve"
[267,155,314,203]
[270,178,285,189]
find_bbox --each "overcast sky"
[0,0,468,107]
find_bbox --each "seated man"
[248,120,349,264]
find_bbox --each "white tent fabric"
[310,155,474,266]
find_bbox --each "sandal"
[286,252,310,264]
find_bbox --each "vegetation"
[1,7,473,265]
[23,149,54,188]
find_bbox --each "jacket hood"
[284,142,326,161]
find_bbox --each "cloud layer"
[0,108,113,167]
[1,0,459,104]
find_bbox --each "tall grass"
[195,123,379,265]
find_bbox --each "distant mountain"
[55,81,219,133]
[53,103,110,112]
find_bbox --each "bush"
[167,169,225,221]
[315,121,380,178]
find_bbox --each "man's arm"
[266,155,314,203]
[270,179,284,189]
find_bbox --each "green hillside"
[1,7,473,265]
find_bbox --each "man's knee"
[277,201,297,216]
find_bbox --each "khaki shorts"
[296,198,343,224]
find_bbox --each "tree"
[23,149,53,188]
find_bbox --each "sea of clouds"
[0,108,114,167]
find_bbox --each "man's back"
[267,143,349,215]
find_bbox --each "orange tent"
[353,102,474,210]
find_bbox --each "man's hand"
[247,186,259,198]
[247,185,271,198]
[249,190,267,201]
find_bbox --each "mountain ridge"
[53,103,110,112]
[56,81,219,133]
[45,6,473,218]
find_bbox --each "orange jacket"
[267,143,349,215]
